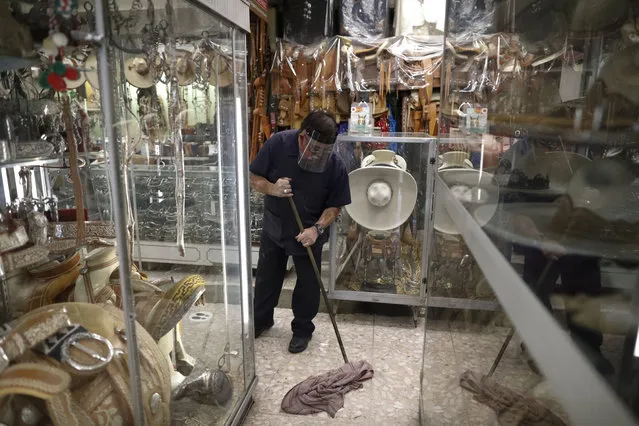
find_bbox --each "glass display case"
[0,0,254,424]
[327,132,437,320]
[421,0,639,424]
[129,164,262,267]
[99,0,256,423]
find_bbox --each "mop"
[280,198,374,418]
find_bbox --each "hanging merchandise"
[282,0,333,45]
[339,0,389,39]
[349,101,373,134]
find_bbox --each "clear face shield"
[297,130,335,173]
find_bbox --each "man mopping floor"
[249,111,351,353]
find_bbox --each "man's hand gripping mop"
[280,197,374,418]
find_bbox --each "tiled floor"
[151,268,622,425]
[244,308,422,426]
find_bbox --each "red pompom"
[64,67,79,81]
[47,72,67,91]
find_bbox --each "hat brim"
[345,166,418,231]
[124,57,155,89]
[84,54,99,89]
[434,168,499,235]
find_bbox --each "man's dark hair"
[300,111,338,145]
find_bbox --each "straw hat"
[209,54,233,88]
[176,56,196,86]
[125,57,155,88]
[84,53,99,89]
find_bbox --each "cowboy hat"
[124,57,155,88]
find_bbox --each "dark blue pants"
[521,247,603,350]
[253,233,323,338]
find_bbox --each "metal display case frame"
[419,0,639,423]
[90,0,256,424]
[327,133,438,319]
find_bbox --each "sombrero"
[434,168,499,235]
[84,53,99,89]
[176,56,196,86]
[438,151,474,171]
[209,54,233,88]
[480,160,639,261]
[124,57,155,89]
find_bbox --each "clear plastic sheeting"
[446,0,500,36]
[440,25,639,142]
[339,0,389,39]
[269,35,444,127]
[394,0,447,37]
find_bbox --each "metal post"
[93,0,146,424]
[232,28,257,384]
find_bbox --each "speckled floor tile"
[243,411,374,425]
[450,329,520,360]
[456,353,540,395]
[373,318,425,360]
[372,349,421,420]
[421,350,469,425]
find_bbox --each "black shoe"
[288,335,311,353]
[254,321,274,338]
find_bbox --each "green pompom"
[39,71,51,89]
[52,61,67,76]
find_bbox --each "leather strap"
[0,363,96,426]
[26,264,83,312]
[61,96,86,246]
[0,308,70,372]
[1,246,50,274]
[29,251,81,279]
[146,275,206,340]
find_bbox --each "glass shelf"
[0,157,60,169]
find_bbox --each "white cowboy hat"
[346,165,418,231]
[434,168,499,235]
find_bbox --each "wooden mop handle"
[288,197,349,364]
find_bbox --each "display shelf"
[337,132,437,144]
[134,240,261,268]
[0,157,60,169]
[487,122,639,147]
[327,134,437,313]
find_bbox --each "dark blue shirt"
[250,130,351,254]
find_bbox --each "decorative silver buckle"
[37,325,114,372]
[61,332,114,372]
